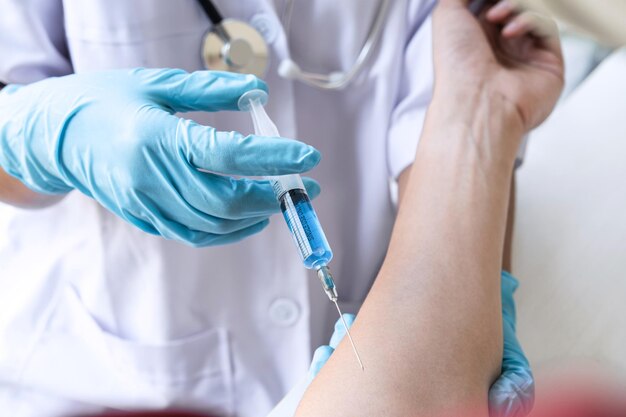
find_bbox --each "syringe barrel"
[238,89,333,270]
[274,179,333,270]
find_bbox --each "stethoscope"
[198,0,392,90]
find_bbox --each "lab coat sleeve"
[0,0,72,84]
[386,1,436,180]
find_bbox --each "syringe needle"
[333,300,365,371]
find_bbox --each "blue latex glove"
[266,314,357,417]
[271,271,534,417]
[489,271,535,417]
[0,69,320,246]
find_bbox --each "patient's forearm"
[295,92,524,417]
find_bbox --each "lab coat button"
[250,14,278,44]
[269,298,300,327]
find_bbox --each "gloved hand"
[489,271,535,417]
[266,314,356,417]
[0,69,320,246]
[268,271,534,417]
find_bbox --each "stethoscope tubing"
[197,0,223,25]
[198,0,392,89]
[316,0,392,90]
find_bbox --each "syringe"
[238,89,364,371]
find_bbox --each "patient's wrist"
[425,90,525,165]
[431,84,526,131]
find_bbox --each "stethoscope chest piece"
[202,19,269,77]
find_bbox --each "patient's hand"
[433,0,565,133]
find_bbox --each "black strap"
[0,81,5,90]
[197,0,224,25]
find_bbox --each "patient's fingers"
[502,11,557,38]
[486,1,558,38]
[486,0,518,22]
[502,10,561,54]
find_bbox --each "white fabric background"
[514,48,626,374]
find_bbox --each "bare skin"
[295,1,563,416]
[399,167,516,273]
[0,167,64,208]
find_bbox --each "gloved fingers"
[488,270,534,417]
[194,212,272,236]
[308,316,356,380]
[501,270,520,327]
[329,314,356,349]
[301,177,321,200]
[117,207,161,236]
[150,168,276,233]
[489,365,535,417]
[203,176,322,220]
[139,68,268,113]
[193,219,271,247]
[500,272,530,374]
[177,169,305,221]
[119,203,221,246]
[181,173,280,220]
[107,151,275,234]
[167,197,273,236]
[116,188,272,245]
[308,345,335,380]
[502,318,531,372]
[133,204,270,247]
[175,117,321,176]
[180,166,321,221]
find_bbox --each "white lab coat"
[0,1,435,416]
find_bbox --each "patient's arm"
[295,1,563,416]
[296,93,522,417]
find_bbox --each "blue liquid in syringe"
[279,188,333,269]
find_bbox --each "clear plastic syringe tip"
[316,266,338,302]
